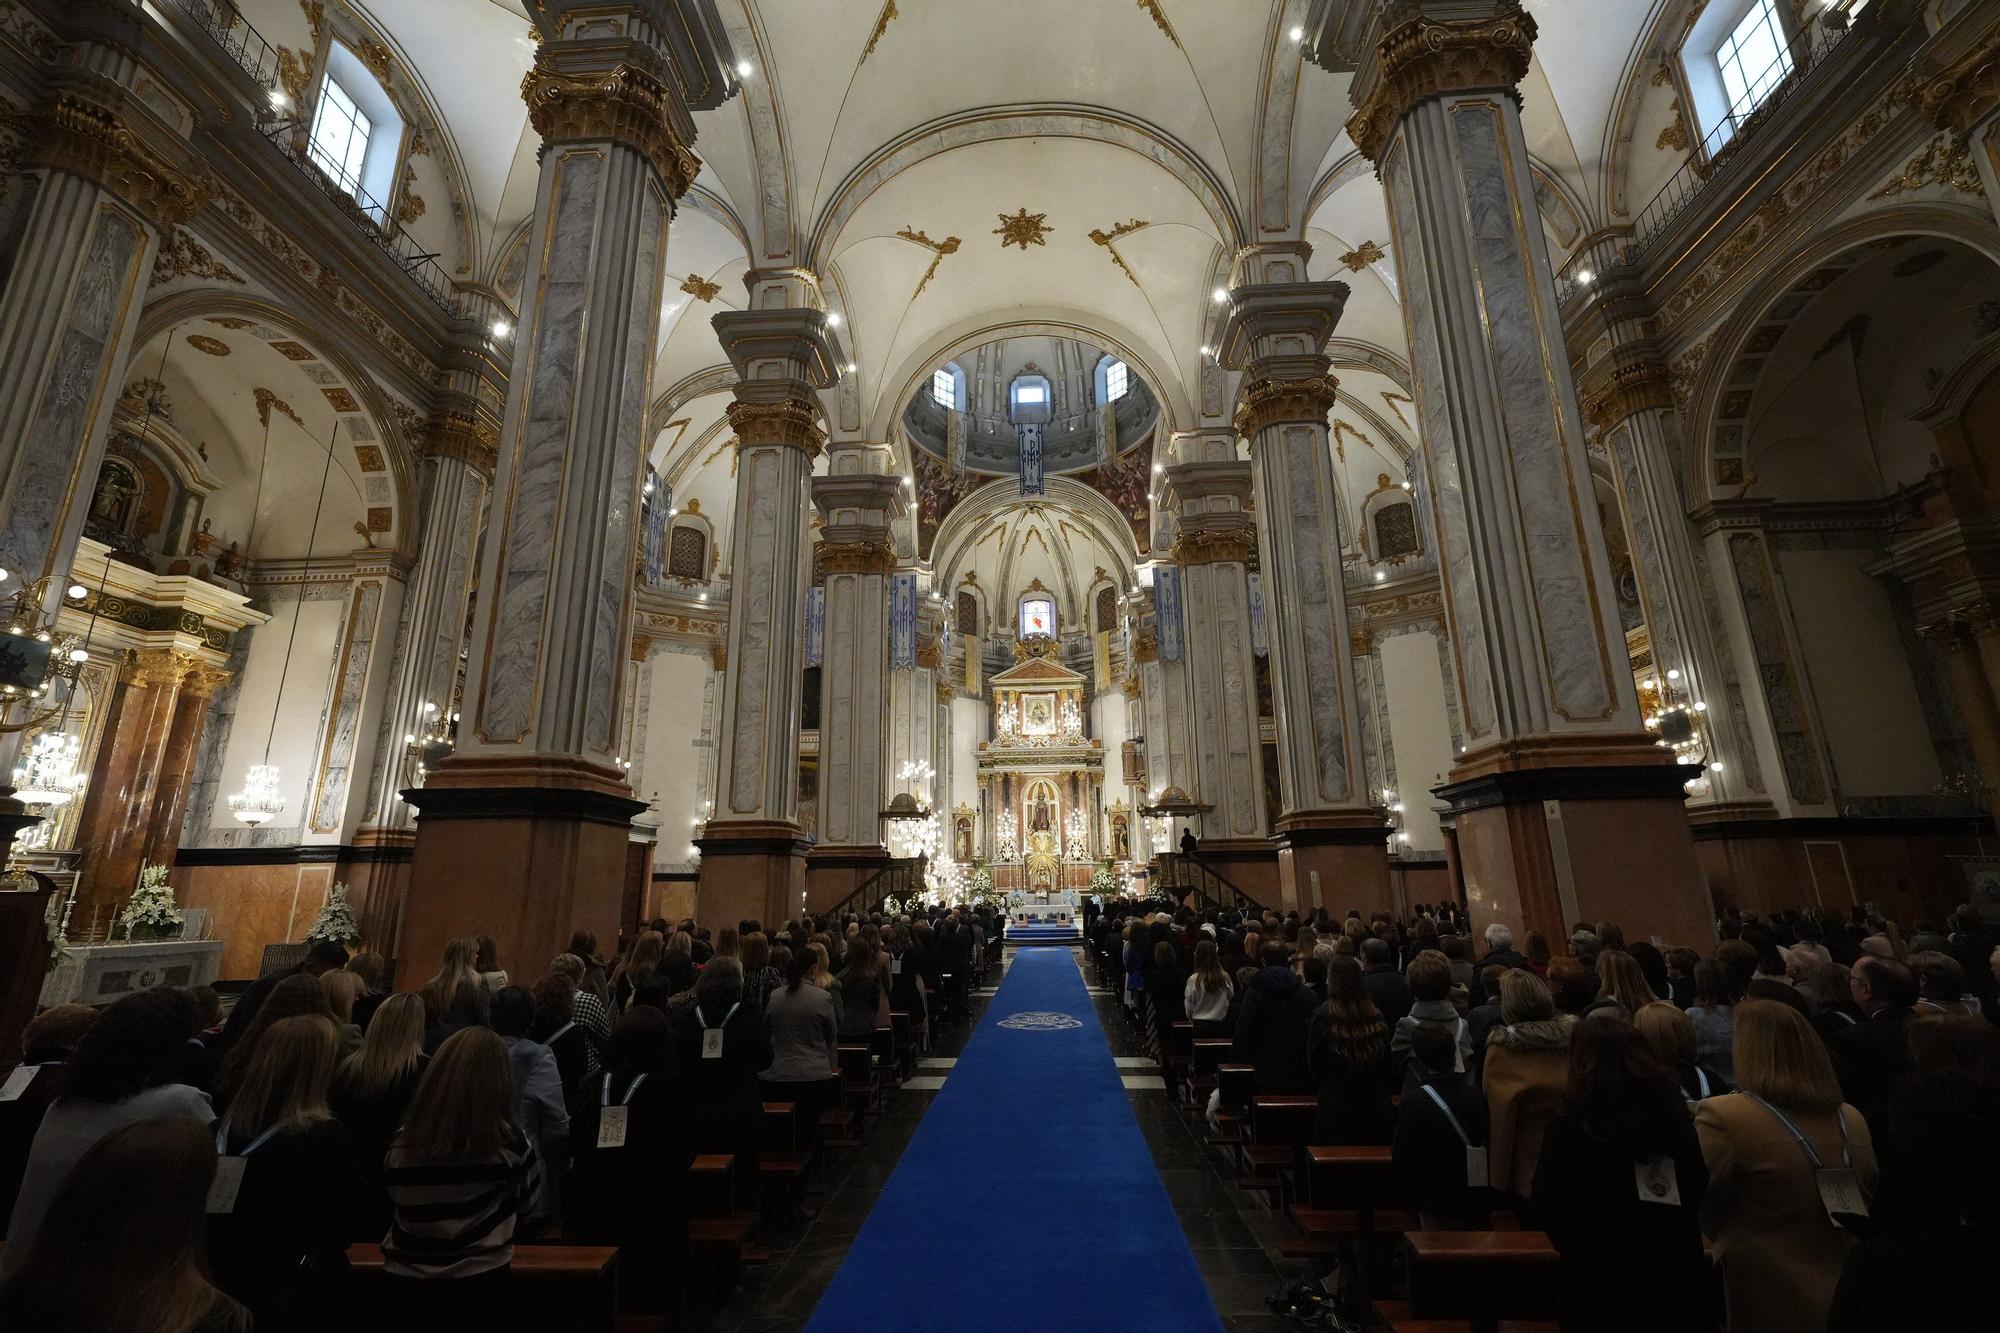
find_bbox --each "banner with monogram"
[1247,572,1268,658]
[1154,566,1184,663]
[641,468,669,586]
[890,572,918,668]
[1018,423,1044,497]
[805,586,826,668]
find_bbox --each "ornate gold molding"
[1172,524,1257,566]
[1120,672,1142,698]
[29,90,206,226]
[1582,361,1675,432]
[814,538,896,577]
[935,679,956,704]
[520,61,702,198]
[1345,7,1538,163]
[1235,373,1339,439]
[915,640,942,671]
[1918,30,2000,140]
[727,396,826,457]
[125,647,197,690]
[631,631,653,663]
[421,406,499,476]
[180,662,232,700]
[1132,626,1158,664]
[710,639,727,671]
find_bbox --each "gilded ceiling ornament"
[1868,133,1983,201]
[1088,218,1149,287]
[408,128,430,157]
[680,273,722,301]
[1331,419,1371,462]
[1345,7,1537,163]
[1650,61,1673,89]
[1381,390,1414,427]
[1916,29,2000,140]
[299,0,325,49]
[993,207,1053,251]
[1171,524,1256,566]
[276,47,313,105]
[1656,101,1689,152]
[356,38,396,84]
[119,378,173,422]
[815,537,897,578]
[1135,0,1182,50]
[1338,239,1386,271]
[152,228,247,288]
[421,406,498,475]
[897,226,962,301]
[860,0,898,63]
[208,317,256,330]
[395,165,426,224]
[185,334,231,357]
[29,92,208,227]
[255,387,306,431]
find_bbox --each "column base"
[1272,812,1392,917]
[1435,757,1714,949]
[402,757,643,991]
[345,825,415,960]
[697,821,809,930]
[804,844,892,915]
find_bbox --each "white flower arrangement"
[305,881,361,948]
[1090,863,1119,897]
[118,862,185,938]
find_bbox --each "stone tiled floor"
[695,946,1308,1333]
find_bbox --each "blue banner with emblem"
[1154,566,1184,663]
[890,572,918,668]
[805,586,825,668]
[1018,423,1044,497]
[1247,571,1268,658]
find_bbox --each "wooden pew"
[346,1243,619,1332]
[1238,1093,1317,1190]
[1282,1145,1417,1259]
[1398,1231,1560,1333]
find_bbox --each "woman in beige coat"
[1695,999,1878,1333]
[1480,970,1576,1200]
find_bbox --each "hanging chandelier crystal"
[227,764,285,826]
[12,731,83,807]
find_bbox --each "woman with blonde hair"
[0,1117,249,1333]
[1591,949,1658,1015]
[318,968,367,1059]
[332,991,427,1228]
[207,1016,360,1330]
[382,1028,540,1320]
[1633,1000,1730,1102]
[614,929,665,1012]
[420,935,489,1038]
[1481,969,1576,1202]
[1695,999,1878,1333]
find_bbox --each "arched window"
[1095,354,1130,405]
[932,366,958,409]
[1019,595,1055,638]
[1681,0,1800,149]
[308,44,406,220]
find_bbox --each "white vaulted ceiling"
[359,0,1673,500]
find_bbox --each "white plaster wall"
[642,650,715,869]
[947,694,984,817]
[1778,549,1940,799]
[1380,629,1455,854]
[1091,688,1128,846]
[209,596,343,832]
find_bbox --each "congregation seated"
[1392,1019,1488,1229]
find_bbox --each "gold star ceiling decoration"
[994,208,1052,251]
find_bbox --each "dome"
[903,335,1159,477]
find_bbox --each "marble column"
[1585,328,1773,820]
[140,660,229,873]
[0,0,202,860]
[805,451,903,911]
[351,314,501,953]
[405,1,735,982]
[1217,248,1390,915]
[697,279,843,928]
[1347,2,1709,946]
[1163,429,1275,894]
[73,649,194,925]
[1931,617,2000,829]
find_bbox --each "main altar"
[975,638,1103,893]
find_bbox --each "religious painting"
[1094,584,1118,634]
[1019,596,1055,638]
[1111,813,1131,861]
[1020,691,1058,736]
[1076,435,1153,545]
[954,814,974,862]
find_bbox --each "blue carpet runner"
[804,947,1222,1333]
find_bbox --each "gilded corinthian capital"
[1346,5,1538,162]
[727,396,827,458]
[1234,373,1340,439]
[521,61,703,197]
[29,84,207,227]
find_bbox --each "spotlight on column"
[491,321,512,339]
[846,362,857,374]
[1211,287,1228,304]
[66,584,87,600]
[735,59,754,78]
[826,312,843,327]
[1289,25,1303,41]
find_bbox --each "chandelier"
[1059,695,1084,744]
[12,730,83,807]
[227,763,285,826]
[1064,804,1089,859]
[996,808,1018,860]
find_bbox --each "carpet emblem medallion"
[998,1011,1083,1031]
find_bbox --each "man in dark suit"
[1830,955,1917,1134]
[1361,937,1413,1027]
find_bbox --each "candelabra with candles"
[1064,804,1090,860]
[1380,786,1411,852]
[995,700,1018,743]
[996,809,1018,861]
[1058,695,1084,744]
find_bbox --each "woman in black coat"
[1307,957,1395,1145]
[671,958,774,1183]
[1531,1016,1711,1332]
[567,1007,690,1310]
